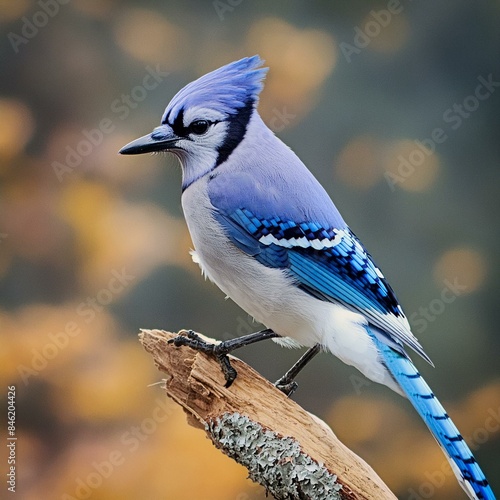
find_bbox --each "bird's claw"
[168,330,238,388]
[274,379,299,397]
[167,330,215,353]
[218,355,237,388]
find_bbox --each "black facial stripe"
[171,107,187,136]
[215,99,254,167]
[162,109,171,125]
[168,107,219,138]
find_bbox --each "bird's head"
[119,56,268,189]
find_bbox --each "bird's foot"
[273,344,322,397]
[168,330,237,388]
[274,377,299,397]
[168,328,278,388]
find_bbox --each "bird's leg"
[168,329,278,388]
[275,344,321,397]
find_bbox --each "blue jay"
[120,56,494,500]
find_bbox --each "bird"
[119,55,495,500]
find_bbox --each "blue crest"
[162,55,268,123]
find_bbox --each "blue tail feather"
[368,329,495,500]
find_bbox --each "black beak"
[119,128,179,155]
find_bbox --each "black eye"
[189,120,210,135]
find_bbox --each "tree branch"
[139,329,396,500]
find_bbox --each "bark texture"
[139,329,396,500]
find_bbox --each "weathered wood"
[139,329,396,500]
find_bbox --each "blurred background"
[1,1,499,498]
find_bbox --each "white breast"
[182,176,315,345]
[180,178,400,393]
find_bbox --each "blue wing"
[213,207,431,364]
